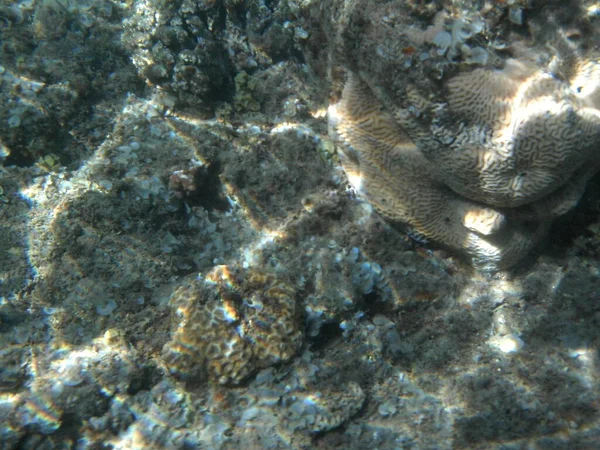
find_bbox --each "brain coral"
[326,1,600,269]
[162,266,303,384]
[411,54,600,210]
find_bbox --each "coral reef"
[326,0,600,269]
[0,0,600,449]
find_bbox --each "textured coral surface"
[162,266,302,385]
[327,0,600,268]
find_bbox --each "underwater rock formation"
[326,0,600,269]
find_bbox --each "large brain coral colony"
[328,1,600,269]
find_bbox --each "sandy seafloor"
[1,0,600,449]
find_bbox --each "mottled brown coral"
[241,270,303,366]
[162,266,303,384]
